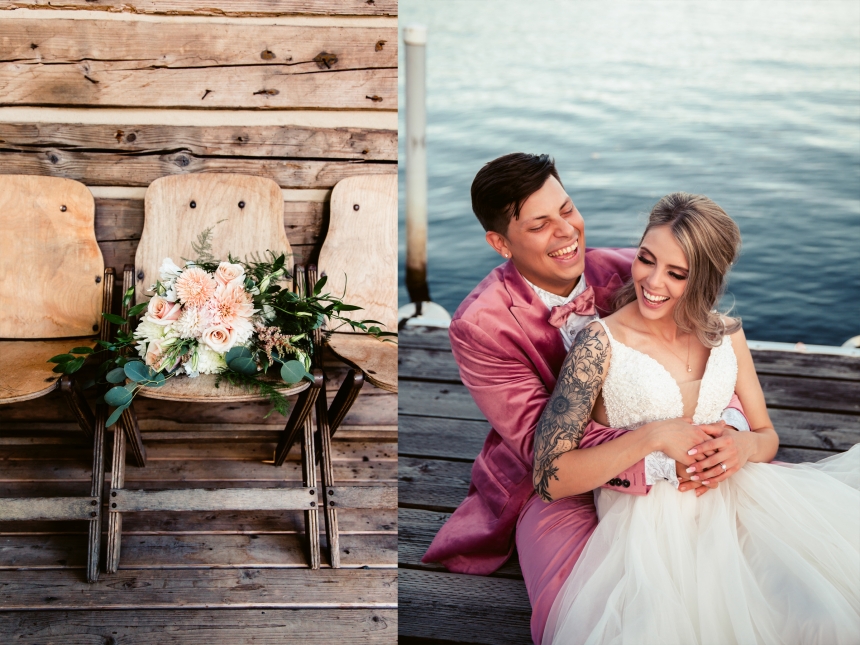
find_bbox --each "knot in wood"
[365,95,383,103]
[314,51,338,69]
[175,155,190,168]
[375,40,387,52]
[260,50,276,60]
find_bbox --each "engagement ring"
[721,463,727,472]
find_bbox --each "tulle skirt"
[543,446,860,645]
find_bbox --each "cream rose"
[201,324,237,354]
[143,338,166,370]
[214,262,246,288]
[145,295,182,326]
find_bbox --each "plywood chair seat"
[0,339,97,404]
[135,372,309,402]
[326,333,397,393]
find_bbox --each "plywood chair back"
[135,174,291,304]
[318,175,397,334]
[0,175,103,339]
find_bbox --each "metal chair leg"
[106,418,126,574]
[87,404,106,583]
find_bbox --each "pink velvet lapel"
[502,261,566,387]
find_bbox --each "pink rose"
[214,262,246,288]
[145,295,182,326]
[144,338,166,370]
[201,325,237,354]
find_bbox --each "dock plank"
[0,609,397,644]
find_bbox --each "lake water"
[397,0,860,346]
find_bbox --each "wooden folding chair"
[105,173,322,573]
[312,174,398,566]
[0,175,113,583]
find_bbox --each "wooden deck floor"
[0,357,397,643]
[398,325,860,645]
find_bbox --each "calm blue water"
[398,0,860,345]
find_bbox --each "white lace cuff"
[721,408,750,432]
[645,451,679,488]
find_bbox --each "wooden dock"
[398,325,860,644]
[0,355,397,643]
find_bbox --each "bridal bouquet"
[51,234,392,427]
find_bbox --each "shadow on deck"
[397,326,860,645]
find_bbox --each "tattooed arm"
[533,322,704,502]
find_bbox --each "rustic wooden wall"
[0,1,397,434]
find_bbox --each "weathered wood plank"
[400,344,860,385]
[0,122,396,161]
[399,377,860,420]
[0,609,397,644]
[329,486,397,510]
[112,488,317,512]
[399,410,860,461]
[398,508,523,580]
[0,567,397,610]
[398,569,531,645]
[0,65,395,111]
[0,151,395,188]
[92,198,324,246]
[0,532,396,568]
[0,507,396,536]
[0,1,398,17]
[399,326,452,352]
[0,497,98,521]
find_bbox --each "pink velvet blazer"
[422,247,647,575]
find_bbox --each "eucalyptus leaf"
[148,372,167,388]
[105,404,127,428]
[106,368,127,384]
[228,356,258,375]
[105,385,134,407]
[124,361,155,382]
[225,346,252,364]
[280,360,306,384]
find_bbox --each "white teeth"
[643,289,669,303]
[548,242,578,258]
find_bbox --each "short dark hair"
[470,153,562,234]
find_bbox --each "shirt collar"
[522,273,588,310]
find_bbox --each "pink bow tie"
[548,285,596,328]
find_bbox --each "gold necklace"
[653,330,692,373]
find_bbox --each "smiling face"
[485,175,586,297]
[631,224,690,322]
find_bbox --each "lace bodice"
[595,319,738,430]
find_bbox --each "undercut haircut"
[471,153,562,234]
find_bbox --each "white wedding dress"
[544,319,860,645]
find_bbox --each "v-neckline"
[597,319,717,422]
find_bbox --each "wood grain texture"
[329,334,397,393]
[320,174,397,332]
[0,175,102,338]
[0,496,98,521]
[0,18,396,109]
[112,487,317,512]
[0,150,395,189]
[0,567,397,610]
[0,340,93,404]
[0,1,398,17]
[0,609,398,644]
[0,121,397,160]
[398,569,532,645]
[136,173,290,302]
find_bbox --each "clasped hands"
[652,418,750,497]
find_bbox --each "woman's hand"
[684,425,752,485]
[642,417,712,467]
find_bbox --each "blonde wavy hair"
[613,192,742,347]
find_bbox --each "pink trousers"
[516,491,599,645]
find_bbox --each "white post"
[399,24,451,328]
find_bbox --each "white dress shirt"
[524,273,749,488]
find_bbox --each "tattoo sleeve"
[533,324,609,502]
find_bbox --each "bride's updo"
[613,192,742,347]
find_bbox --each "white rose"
[214,262,246,288]
[159,258,183,283]
[200,325,237,354]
